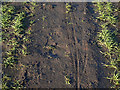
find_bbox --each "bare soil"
[3,2,119,88]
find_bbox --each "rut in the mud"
[4,2,112,88]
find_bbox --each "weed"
[43,45,56,50]
[42,16,46,21]
[30,2,37,6]
[2,74,23,89]
[67,22,73,25]
[30,6,35,12]
[65,51,70,57]
[41,16,47,29]
[65,3,72,14]
[29,13,34,17]
[81,20,84,22]
[64,75,71,85]
[30,20,35,25]
[12,80,23,89]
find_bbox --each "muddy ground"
[3,2,119,88]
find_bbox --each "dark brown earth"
[3,2,119,88]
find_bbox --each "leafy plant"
[12,80,23,89]
[94,2,120,88]
[30,20,35,25]
[65,3,72,14]
[2,75,11,89]
[106,71,120,88]
[97,26,117,52]
[42,16,46,21]
[3,56,17,68]
[95,2,118,27]
[2,3,32,68]
[64,75,71,85]
[2,5,15,29]
[12,12,25,31]
[2,2,34,89]
[2,74,23,89]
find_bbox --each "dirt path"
[5,2,112,88]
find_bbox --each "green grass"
[94,2,118,27]
[2,74,23,90]
[2,5,15,29]
[2,3,34,68]
[2,2,36,89]
[94,2,120,88]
